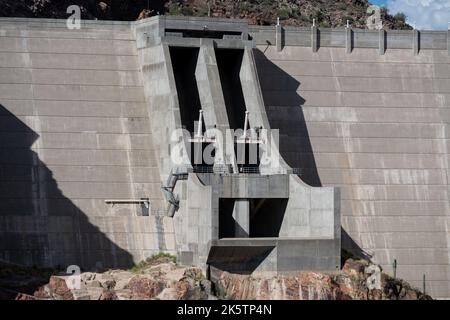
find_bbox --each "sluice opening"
[219,198,287,239]
[216,49,261,171]
[215,48,246,131]
[166,29,242,40]
[249,199,287,237]
[169,46,201,133]
[169,46,214,168]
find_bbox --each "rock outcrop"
[15,259,430,300]
[215,259,431,300]
[31,262,213,300]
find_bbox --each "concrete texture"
[175,172,339,274]
[254,43,450,298]
[133,17,340,275]
[0,17,172,269]
[1,15,448,298]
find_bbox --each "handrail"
[237,167,260,174]
[104,199,150,208]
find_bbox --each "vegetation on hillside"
[0,0,412,29]
[129,253,177,273]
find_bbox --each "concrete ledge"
[0,17,132,30]
[210,237,336,247]
[249,26,449,52]
[198,174,290,199]
[3,17,448,53]
[208,238,340,273]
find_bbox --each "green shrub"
[319,20,331,28]
[197,4,210,17]
[181,6,194,16]
[278,8,291,20]
[167,3,181,16]
[129,253,177,273]
[238,1,252,12]
[393,12,407,24]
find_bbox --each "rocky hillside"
[0,0,411,29]
[215,259,431,300]
[1,256,431,300]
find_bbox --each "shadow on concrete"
[0,104,133,272]
[208,246,275,275]
[341,228,373,265]
[216,48,247,131]
[253,49,369,267]
[218,199,249,238]
[169,46,201,134]
[253,49,322,187]
[250,199,287,237]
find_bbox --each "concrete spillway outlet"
[219,198,288,238]
[169,46,201,134]
[215,48,246,131]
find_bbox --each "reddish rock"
[99,290,118,300]
[48,276,74,300]
[33,285,51,299]
[15,293,35,300]
[214,260,431,300]
[174,280,191,300]
[137,9,153,20]
[342,259,369,278]
[126,276,164,300]
[101,280,116,290]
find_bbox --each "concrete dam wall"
[254,28,450,298]
[0,16,449,298]
[0,18,176,269]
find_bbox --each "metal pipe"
[423,274,426,295]
[104,199,150,209]
[393,259,397,278]
[243,110,249,139]
[196,109,204,138]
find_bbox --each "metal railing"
[104,198,150,208]
[184,165,304,175]
[191,165,233,174]
[237,166,260,174]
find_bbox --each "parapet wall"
[249,25,450,53]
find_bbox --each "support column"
[311,25,318,53]
[233,200,250,237]
[195,43,237,172]
[413,29,420,55]
[345,27,353,54]
[379,29,386,55]
[276,23,283,52]
[239,47,291,174]
[447,28,450,56]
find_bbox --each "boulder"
[28,258,430,300]
[86,287,104,300]
[126,276,165,300]
[99,290,118,300]
[47,276,74,300]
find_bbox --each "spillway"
[0,16,449,298]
